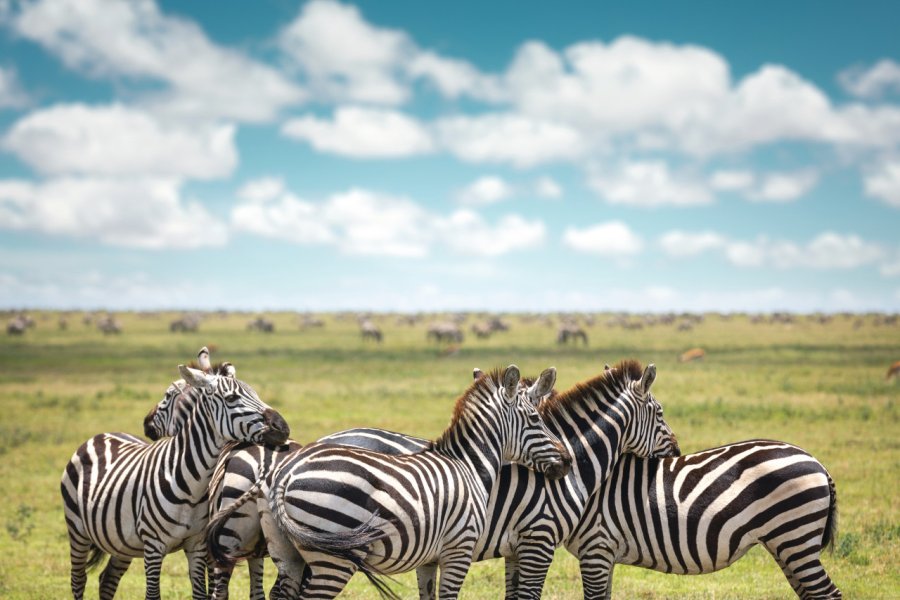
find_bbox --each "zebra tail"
[84,545,107,572]
[822,472,838,553]
[205,478,263,569]
[269,481,401,600]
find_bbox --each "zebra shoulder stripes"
[449,360,679,600]
[59,347,290,600]
[565,439,840,599]
[264,365,570,599]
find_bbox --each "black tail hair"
[205,478,263,568]
[270,483,401,600]
[822,473,838,553]
[84,546,107,572]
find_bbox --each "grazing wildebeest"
[247,317,274,333]
[170,315,200,333]
[557,324,588,346]
[96,316,122,335]
[360,320,383,343]
[428,321,464,343]
[7,316,27,335]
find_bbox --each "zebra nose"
[143,408,161,441]
[261,408,290,445]
[545,443,572,480]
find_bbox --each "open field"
[0,311,898,599]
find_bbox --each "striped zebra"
[263,365,570,599]
[59,347,290,600]
[565,440,841,599]
[206,360,679,599]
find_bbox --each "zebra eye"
[224,394,242,405]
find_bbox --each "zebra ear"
[638,363,657,399]
[179,364,215,391]
[221,362,236,378]
[502,364,521,402]
[527,367,556,406]
[197,346,211,372]
[473,368,484,380]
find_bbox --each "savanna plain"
[0,311,897,599]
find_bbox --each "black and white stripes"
[59,349,289,600]
[566,439,841,599]
[266,365,569,599]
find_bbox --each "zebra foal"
[262,365,569,599]
[566,439,841,599]
[60,347,290,600]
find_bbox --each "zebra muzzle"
[544,445,572,480]
[261,408,290,445]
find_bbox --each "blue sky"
[1,0,899,312]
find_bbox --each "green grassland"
[0,311,897,599]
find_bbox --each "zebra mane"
[539,359,644,419]
[435,367,504,444]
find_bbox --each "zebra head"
[143,346,237,440]
[485,365,571,480]
[623,363,680,458]
[178,364,290,446]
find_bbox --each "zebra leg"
[66,531,93,600]
[184,534,210,600]
[247,557,266,600]
[436,548,475,600]
[98,556,132,600]
[514,544,555,600]
[576,545,616,600]
[416,562,438,600]
[767,546,841,599]
[209,564,233,600]
[503,556,520,600]
[294,555,356,599]
[142,540,167,600]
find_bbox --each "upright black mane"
[539,359,643,420]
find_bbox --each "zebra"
[260,365,570,599]
[206,360,679,599]
[565,440,841,599]
[59,347,290,600]
[143,365,425,600]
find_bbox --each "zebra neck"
[545,393,627,496]
[169,400,228,499]
[434,413,503,497]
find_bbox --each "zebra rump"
[267,477,401,600]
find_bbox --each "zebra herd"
[61,347,840,599]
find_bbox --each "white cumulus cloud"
[659,230,727,257]
[839,59,900,99]
[588,160,713,207]
[440,211,545,256]
[8,0,304,122]
[3,103,237,179]
[231,180,544,258]
[563,221,643,256]
[455,176,514,205]
[0,177,228,249]
[863,157,900,207]
[281,106,434,158]
[0,66,28,109]
[435,113,584,168]
[747,170,819,202]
